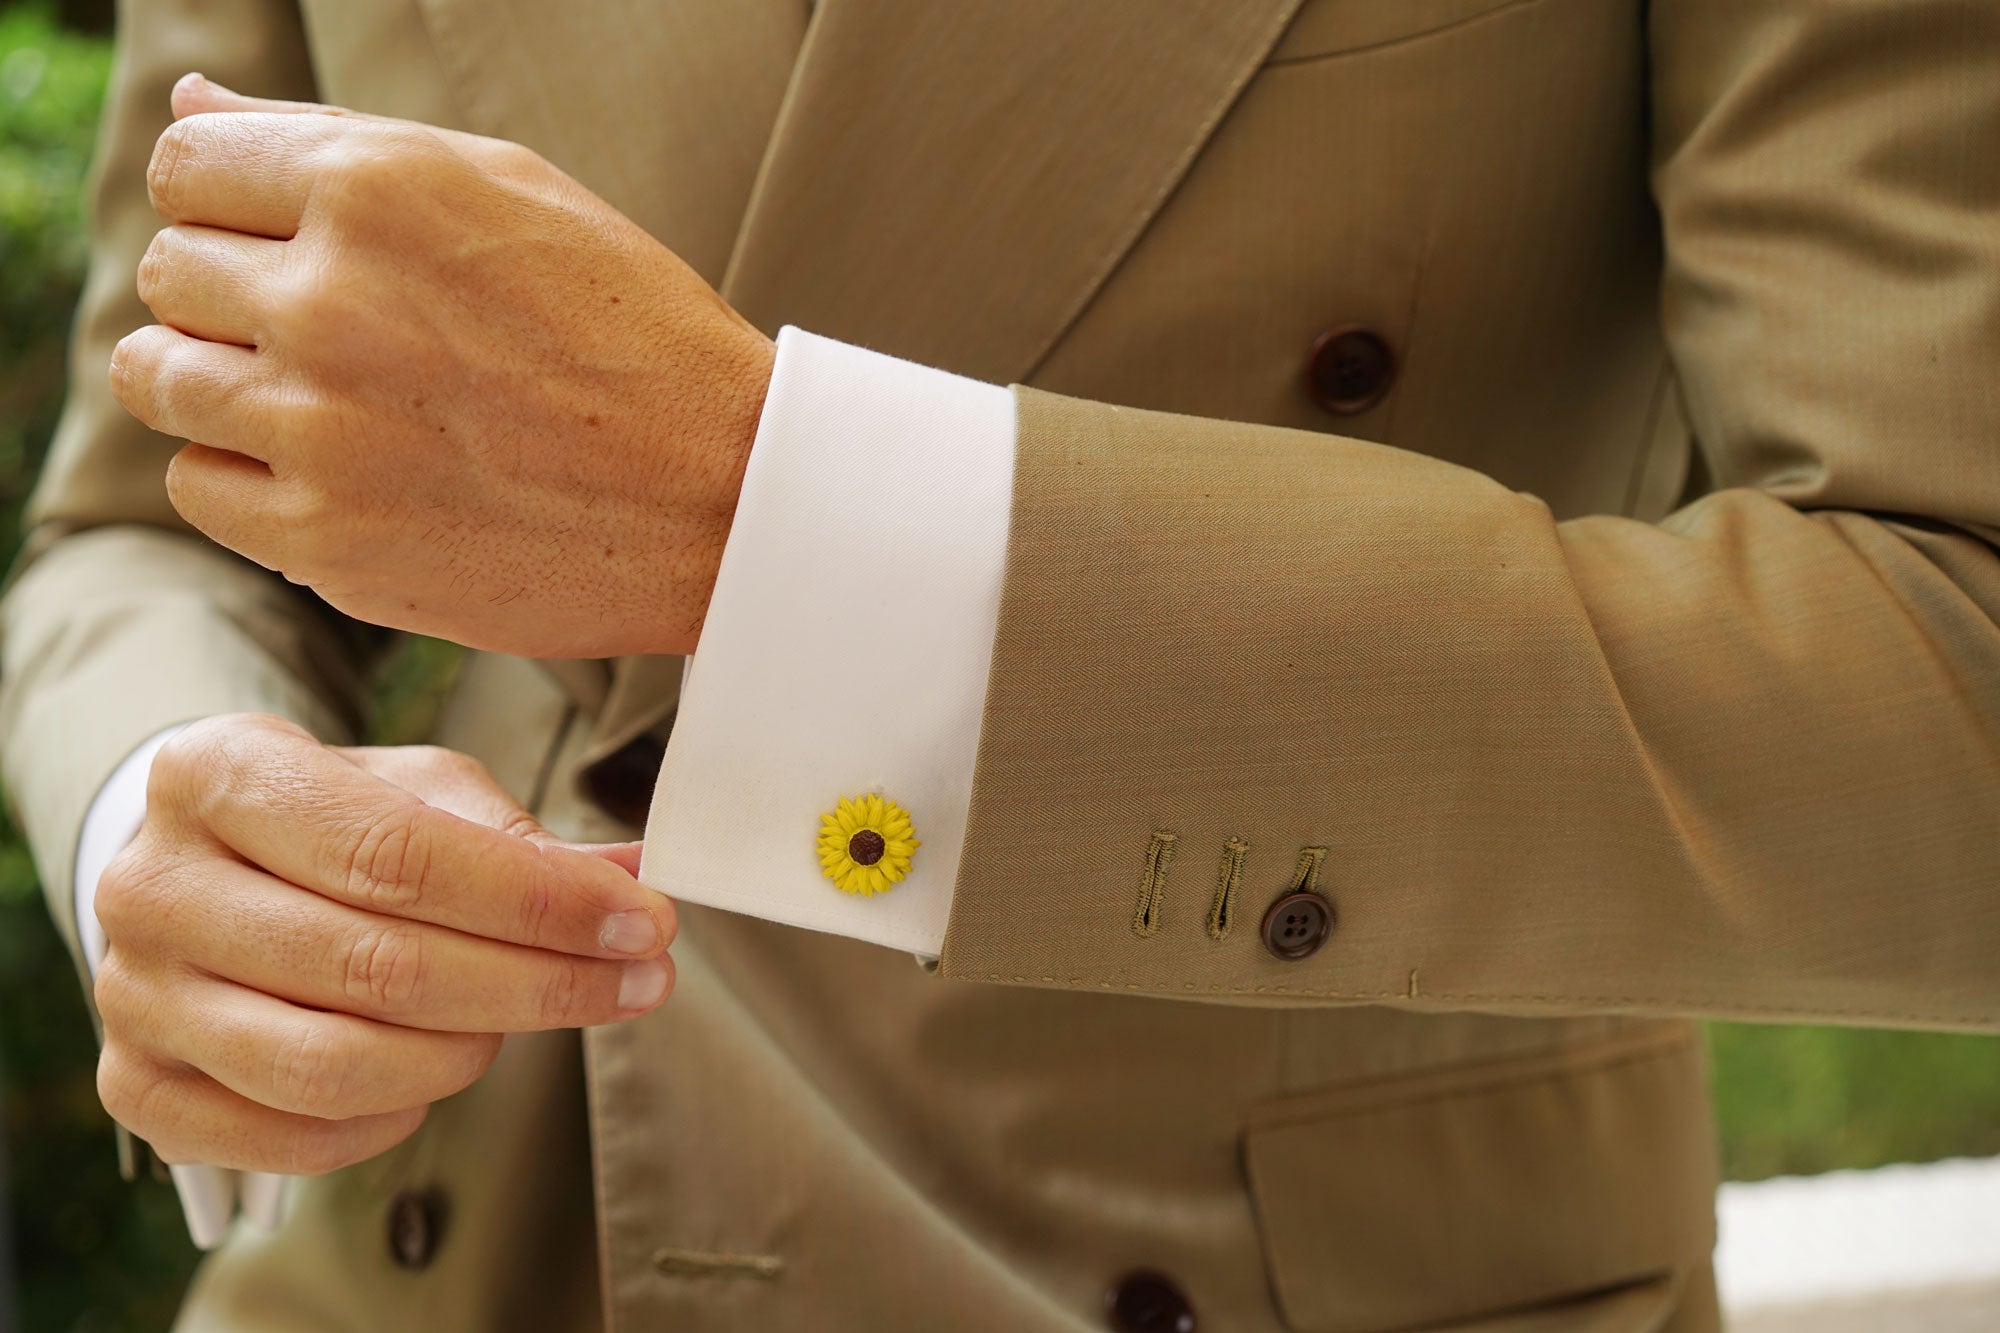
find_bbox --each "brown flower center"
[847,829,887,867]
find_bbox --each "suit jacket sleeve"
[937,0,2000,1031]
[0,0,369,1017]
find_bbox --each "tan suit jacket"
[6,0,1998,1329]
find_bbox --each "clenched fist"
[93,714,674,1175]
[110,75,775,659]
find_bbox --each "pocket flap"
[1243,1032,1715,1332]
[1268,0,1531,64]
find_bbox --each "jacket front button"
[1306,325,1395,415]
[388,1188,446,1271]
[1260,890,1334,961]
[580,734,668,827]
[1105,1269,1196,1333]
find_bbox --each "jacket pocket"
[1243,1030,1715,1332]
[1267,0,1536,64]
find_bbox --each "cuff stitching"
[1207,837,1249,939]
[1132,830,1177,938]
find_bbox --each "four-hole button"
[1260,891,1333,961]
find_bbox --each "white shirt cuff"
[641,327,1016,957]
[74,725,184,974]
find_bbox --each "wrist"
[670,322,776,655]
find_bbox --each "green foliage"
[0,1,109,557]
[1710,1023,2000,1181]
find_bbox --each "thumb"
[171,72,373,122]
[553,841,645,879]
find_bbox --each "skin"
[96,77,770,1171]
[95,715,676,1175]
[112,75,777,661]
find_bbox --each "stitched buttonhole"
[1289,845,1328,896]
[652,1246,785,1280]
[1207,837,1250,940]
[1133,831,1177,938]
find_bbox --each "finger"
[148,110,354,237]
[103,960,499,1119]
[149,856,674,1032]
[572,841,645,878]
[168,720,672,958]
[98,1043,425,1176]
[109,323,276,456]
[172,73,388,124]
[138,224,287,348]
[165,444,289,571]
[173,74,530,179]
[339,745,555,841]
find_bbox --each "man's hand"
[92,714,674,1176]
[109,75,776,659]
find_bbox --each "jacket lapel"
[722,0,1308,385]
[411,0,807,284]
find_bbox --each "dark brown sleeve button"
[1106,1270,1196,1333]
[579,733,668,827]
[388,1188,447,1271]
[1260,891,1334,961]
[1306,325,1395,415]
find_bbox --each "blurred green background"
[0,2,1995,1329]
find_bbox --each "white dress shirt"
[74,327,1017,1245]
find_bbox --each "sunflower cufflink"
[818,794,919,896]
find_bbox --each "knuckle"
[269,1023,353,1116]
[283,1124,361,1177]
[538,956,588,1027]
[106,327,158,409]
[342,924,428,1014]
[454,1032,503,1089]
[147,121,194,217]
[160,715,264,825]
[433,746,490,780]
[91,950,143,1027]
[342,807,431,911]
[317,132,414,215]
[275,267,343,334]
[135,231,171,305]
[95,1043,153,1129]
[113,331,200,433]
[91,851,143,935]
[515,874,555,947]
[487,139,546,181]
[161,445,212,523]
[94,845,179,946]
[152,718,228,809]
[497,809,544,842]
[278,484,353,569]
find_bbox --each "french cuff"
[641,327,1015,957]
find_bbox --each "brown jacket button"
[1260,891,1334,960]
[1106,1270,1196,1333]
[1306,325,1395,415]
[388,1188,446,1270]
[579,734,668,827]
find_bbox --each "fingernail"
[618,959,669,1011]
[599,909,660,956]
